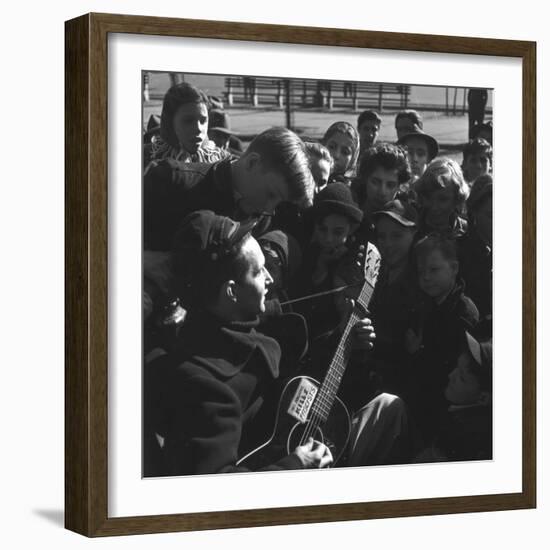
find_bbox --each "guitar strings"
[299,280,374,453]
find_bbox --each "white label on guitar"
[287,378,318,423]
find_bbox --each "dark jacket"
[458,231,492,337]
[435,403,492,461]
[406,280,479,440]
[369,262,427,394]
[145,311,304,476]
[292,242,355,343]
[143,157,270,251]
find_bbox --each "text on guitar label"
[287,378,318,423]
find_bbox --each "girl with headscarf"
[321,121,360,186]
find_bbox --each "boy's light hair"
[305,141,334,168]
[244,127,315,208]
[416,157,468,210]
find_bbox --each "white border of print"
[108,32,522,518]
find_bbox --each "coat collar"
[175,311,281,379]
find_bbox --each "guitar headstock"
[363,242,381,286]
[356,242,381,312]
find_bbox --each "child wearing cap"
[417,332,492,462]
[207,108,245,156]
[404,234,479,440]
[368,199,426,394]
[397,128,439,181]
[415,158,469,238]
[461,138,492,187]
[321,121,360,185]
[257,230,303,308]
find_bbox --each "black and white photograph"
[3,0,545,546]
[142,71,494,478]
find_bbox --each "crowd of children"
[143,80,494,470]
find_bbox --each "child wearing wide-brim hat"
[398,129,439,180]
[294,183,363,342]
[311,181,363,226]
[308,182,363,287]
[207,108,245,155]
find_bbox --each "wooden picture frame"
[65,12,536,537]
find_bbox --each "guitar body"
[237,376,351,470]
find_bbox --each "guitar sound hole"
[287,423,324,454]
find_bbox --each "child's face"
[313,213,351,253]
[404,136,429,177]
[359,120,380,151]
[417,249,458,301]
[376,217,415,269]
[173,102,209,153]
[310,157,332,193]
[364,166,400,211]
[325,132,355,176]
[464,153,491,182]
[423,184,457,230]
[444,352,481,405]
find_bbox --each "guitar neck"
[312,283,374,422]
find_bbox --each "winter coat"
[457,231,492,337]
[405,280,479,440]
[144,311,305,476]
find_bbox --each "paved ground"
[145,72,493,113]
[142,71,490,166]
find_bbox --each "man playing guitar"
[146,210,374,475]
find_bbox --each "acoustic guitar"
[237,243,381,469]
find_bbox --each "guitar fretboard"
[312,281,374,422]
